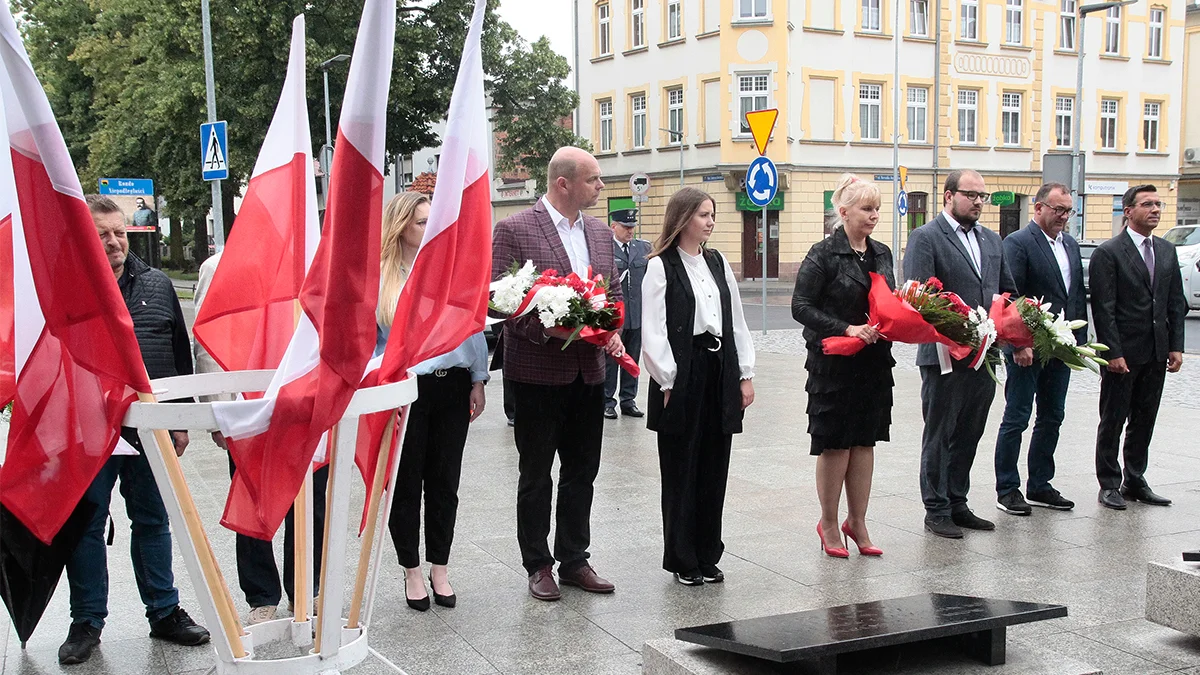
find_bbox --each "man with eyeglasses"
[1089,184,1186,511]
[904,170,1017,539]
[993,183,1088,517]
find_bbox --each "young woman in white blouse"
[642,187,756,586]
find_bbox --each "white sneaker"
[247,605,277,625]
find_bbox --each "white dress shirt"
[944,210,981,273]
[542,196,590,275]
[641,249,756,391]
[1043,230,1072,291]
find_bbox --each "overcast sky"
[494,0,574,70]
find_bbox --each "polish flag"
[192,15,318,378]
[0,4,151,544]
[212,0,394,540]
[355,0,493,500]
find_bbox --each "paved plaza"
[4,332,1200,674]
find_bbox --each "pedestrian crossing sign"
[200,121,228,181]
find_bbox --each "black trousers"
[511,375,604,575]
[657,343,732,574]
[226,456,328,608]
[604,327,642,409]
[387,369,472,568]
[1096,360,1167,491]
[503,375,516,421]
[918,365,995,517]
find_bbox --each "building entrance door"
[741,209,779,279]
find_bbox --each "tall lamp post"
[1072,1,1137,238]
[319,54,351,200]
[659,127,685,186]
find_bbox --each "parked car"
[1078,240,1099,297]
[1164,225,1200,310]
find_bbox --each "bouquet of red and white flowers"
[989,295,1109,373]
[489,260,638,375]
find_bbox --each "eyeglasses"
[1135,201,1165,210]
[953,190,990,203]
[1037,203,1077,217]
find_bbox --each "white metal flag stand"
[124,369,417,674]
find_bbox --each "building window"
[1100,98,1119,150]
[1004,0,1022,44]
[910,0,929,37]
[667,88,684,145]
[859,83,882,141]
[632,0,646,48]
[1001,92,1022,146]
[1143,101,1161,151]
[738,74,770,134]
[667,0,683,40]
[597,3,611,55]
[1054,96,1073,148]
[960,0,978,40]
[631,94,647,148]
[1103,6,1121,55]
[906,87,927,142]
[598,100,613,152]
[1148,8,1164,59]
[737,0,767,20]
[862,0,882,32]
[957,89,978,144]
[1059,0,1076,50]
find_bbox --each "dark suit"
[491,200,622,575]
[606,237,650,409]
[994,222,1087,498]
[904,212,1016,517]
[1089,229,1186,491]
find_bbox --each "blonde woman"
[791,174,896,558]
[642,187,756,586]
[376,192,488,611]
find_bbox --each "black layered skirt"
[804,343,894,455]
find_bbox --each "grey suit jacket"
[903,212,1016,367]
[613,237,650,330]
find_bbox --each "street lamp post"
[1072,1,1137,238]
[659,127,685,186]
[319,54,351,201]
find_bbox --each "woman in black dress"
[792,173,895,558]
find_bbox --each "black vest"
[120,254,183,380]
[646,247,744,435]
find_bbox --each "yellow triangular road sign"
[899,165,908,189]
[745,108,778,156]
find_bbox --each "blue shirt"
[374,327,489,384]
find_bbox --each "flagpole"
[290,299,313,624]
[346,410,398,629]
[313,425,339,653]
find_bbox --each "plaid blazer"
[492,200,622,386]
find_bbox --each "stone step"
[1146,560,1200,637]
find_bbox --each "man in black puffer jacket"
[57,196,210,666]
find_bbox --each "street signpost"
[98,178,154,196]
[897,190,908,218]
[629,172,650,237]
[744,108,779,334]
[201,121,229,181]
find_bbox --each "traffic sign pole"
[761,209,767,335]
[201,0,224,253]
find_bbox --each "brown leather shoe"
[528,566,560,601]
[558,564,615,594]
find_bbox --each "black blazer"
[1089,229,1187,365]
[1004,221,1087,344]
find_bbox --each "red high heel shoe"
[841,521,883,556]
[817,522,849,558]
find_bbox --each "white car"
[1164,225,1200,310]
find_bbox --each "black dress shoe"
[603,406,618,420]
[674,570,704,586]
[699,564,724,583]
[923,516,963,539]
[620,404,644,418]
[996,490,1032,516]
[58,622,101,665]
[1098,488,1127,510]
[148,607,210,646]
[952,509,995,531]
[1122,486,1172,506]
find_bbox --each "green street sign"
[991,191,1015,207]
[736,191,784,211]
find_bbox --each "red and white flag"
[213,0,395,540]
[192,14,318,377]
[355,0,493,500]
[0,4,151,545]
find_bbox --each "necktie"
[1143,238,1156,285]
[622,243,629,257]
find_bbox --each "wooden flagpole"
[291,299,313,623]
[346,411,398,629]
[312,425,339,653]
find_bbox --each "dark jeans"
[388,369,472,568]
[511,376,604,575]
[66,432,179,629]
[1096,360,1167,491]
[604,327,642,409]
[994,355,1071,496]
[227,456,328,608]
[657,345,731,574]
[919,365,996,517]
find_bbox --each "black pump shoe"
[430,575,457,608]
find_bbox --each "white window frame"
[667,0,683,40]
[598,100,613,152]
[1100,98,1119,150]
[1059,0,1076,50]
[960,0,978,40]
[859,83,883,141]
[1103,6,1121,55]
[631,94,647,149]
[1004,0,1023,45]
[632,0,646,48]
[910,0,929,37]
[667,88,685,145]
[1143,101,1161,151]
[1148,8,1164,59]
[957,89,978,145]
[738,74,770,135]
[907,87,928,142]
[1001,92,1022,146]
[862,0,882,32]
[737,0,768,21]
[1054,96,1073,149]
[597,3,611,55]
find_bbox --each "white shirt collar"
[542,196,581,230]
[943,210,970,234]
[1126,227,1150,248]
[1041,227,1062,246]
